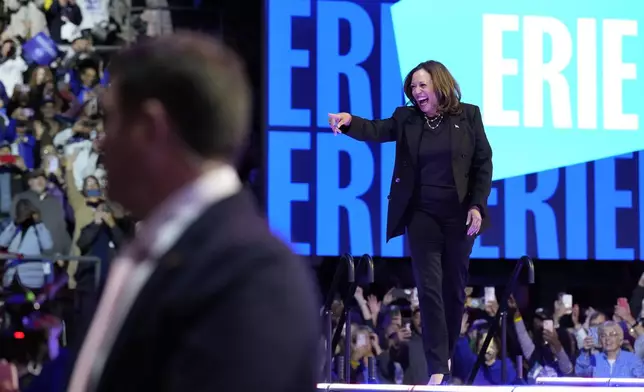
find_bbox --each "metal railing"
[321,254,375,383]
[466,255,535,385]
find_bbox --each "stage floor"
[316,379,644,391]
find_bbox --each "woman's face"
[41,102,56,119]
[410,69,439,114]
[35,67,48,85]
[1,42,12,57]
[354,331,371,354]
[478,334,498,363]
[85,177,100,191]
[600,326,623,352]
[81,68,97,87]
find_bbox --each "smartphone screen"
[589,326,599,346]
[391,288,411,300]
[543,319,554,333]
[562,294,573,309]
[484,287,496,303]
[356,333,367,348]
[618,297,629,309]
[48,156,59,173]
[575,327,588,348]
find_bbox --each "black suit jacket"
[343,103,493,241]
[87,191,320,392]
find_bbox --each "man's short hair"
[109,31,251,160]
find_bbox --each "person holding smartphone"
[76,202,127,293]
[348,327,387,383]
[0,198,53,289]
[576,321,644,378]
[0,142,27,219]
[510,306,574,381]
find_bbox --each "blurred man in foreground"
[67,32,320,392]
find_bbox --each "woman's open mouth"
[418,98,428,105]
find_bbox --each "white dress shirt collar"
[136,163,242,261]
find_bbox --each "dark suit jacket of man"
[342,103,493,241]
[85,191,320,392]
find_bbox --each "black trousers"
[406,186,474,376]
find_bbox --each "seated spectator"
[0,198,53,289]
[12,169,71,254]
[576,320,644,377]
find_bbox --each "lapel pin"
[454,124,460,128]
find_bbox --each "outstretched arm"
[342,116,397,143]
[331,108,401,143]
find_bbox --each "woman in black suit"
[328,60,493,385]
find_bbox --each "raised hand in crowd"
[543,328,563,353]
[382,288,394,306]
[43,154,62,179]
[64,149,80,168]
[370,332,383,356]
[507,294,517,310]
[366,294,381,325]
[485,299,499,318]
[461,312,470,336]
[572,304,581,328]
[581,336,595,352]
[93,208,104,225]
[395,324,412,344]
[354,286,375,325]
[583,307,596,330]
[354,286,365,303]
[614,302,635,325]
[102,209,116,228]
[553,297,567,326]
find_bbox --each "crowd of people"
[0,1,174,389]
[329,273,644,384]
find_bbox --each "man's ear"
[136,99,172,145]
